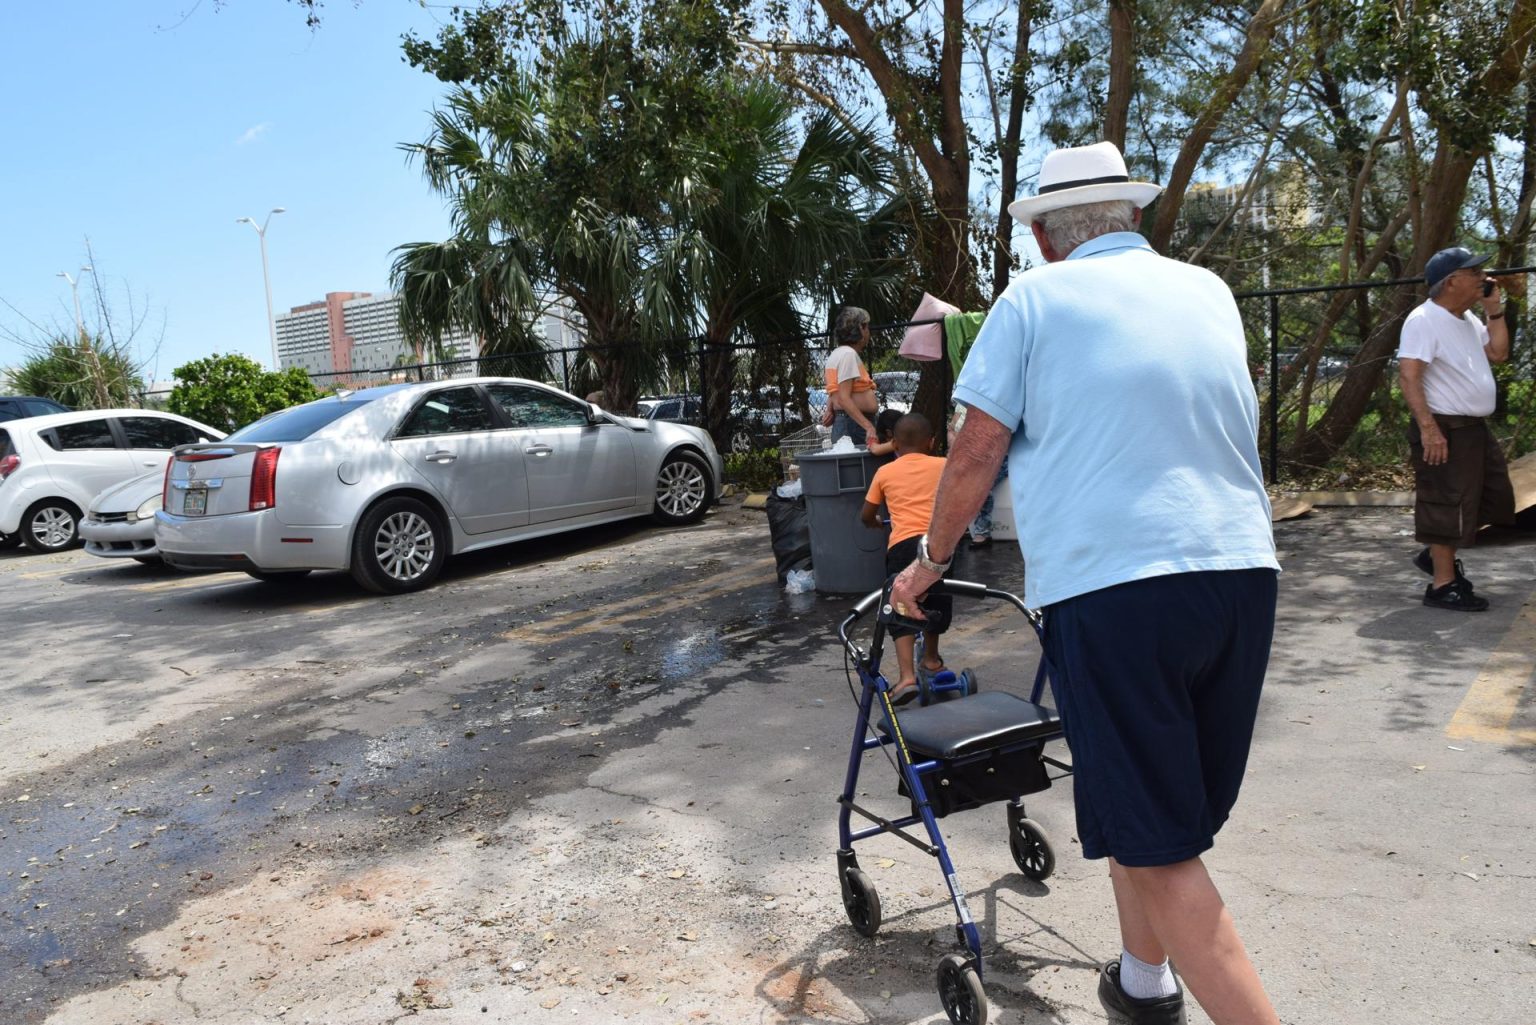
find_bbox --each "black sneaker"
[1098,960,1186,1025]
[1414,547,1472,589]
[1423,580,1489,612]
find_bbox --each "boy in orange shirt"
[861,414,948,704]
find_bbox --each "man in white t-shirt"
[1397,246,1514,611]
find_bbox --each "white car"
[0,410,223,553]
[82,468,207,563]
[156,378,725,593]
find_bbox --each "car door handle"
[142,460,159,467]
[525,444,553,457]
[427,450,457,464]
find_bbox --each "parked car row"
[0,378,725,596]
[0,409,223,553]
[640,388,831,453]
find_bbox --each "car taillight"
[0,454,18,479]
[162,458,173,510]
[249,447,280,511]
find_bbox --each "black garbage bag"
[766,491,813,583]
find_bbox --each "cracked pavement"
[2,499,1533,1024]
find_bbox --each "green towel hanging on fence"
[944,312,987,377]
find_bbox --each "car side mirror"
[587,402,604,424]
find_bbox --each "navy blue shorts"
[1042,569,1278,867]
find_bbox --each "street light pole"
[56,265,93,342]
[236,207,286,370]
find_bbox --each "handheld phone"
[1483,278,1495,297]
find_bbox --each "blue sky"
[0,1,459,385]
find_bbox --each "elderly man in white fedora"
[890,140,1283,1025]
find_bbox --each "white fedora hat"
[1008,141,1163,224]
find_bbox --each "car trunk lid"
[166,444,278,518]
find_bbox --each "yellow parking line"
[1447,597,1536,746]
[16,566,81,581]
[131,574,250,594]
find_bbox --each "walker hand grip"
[848,588,886,621]
[924,579,988,599]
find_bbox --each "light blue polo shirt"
[954,232,1277,608]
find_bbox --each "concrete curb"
[1288,490,1413,507]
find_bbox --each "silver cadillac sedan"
[156,378,724,593]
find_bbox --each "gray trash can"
[797,450,890,594]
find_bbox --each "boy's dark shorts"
[884,535,952,639]
[1042,569,1278,867]
[1409,415,1515,547]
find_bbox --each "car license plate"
[183,488,207,517]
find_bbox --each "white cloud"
[235,122,272,146]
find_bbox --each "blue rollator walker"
[834,579,1072,1025]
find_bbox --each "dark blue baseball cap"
[1424,247,1490,289]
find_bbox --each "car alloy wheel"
[652,452,710,525]
[374,510,436,582]
[21,501,81,553]
[351,496,447,594]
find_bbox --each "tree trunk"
[992,8,1033,299]
[818,0,977,444]
[1104,0,1135,150]
[700,336,735,452]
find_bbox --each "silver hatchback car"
[156,378,724,593]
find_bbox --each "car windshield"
[226,399,375,443]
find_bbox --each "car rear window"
[120,416,210,449]
[226,400,374,443]
[0,429,12,459]
[52,419,117,450]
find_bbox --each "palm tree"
[393,65,910,421]
[393,72,693,410]
[675,80,909,445]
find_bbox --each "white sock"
[1119,948,1178,999]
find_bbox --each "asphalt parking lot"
[1,499,1533,1025]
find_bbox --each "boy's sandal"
[889,684,921,707]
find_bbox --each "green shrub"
[724,448,782,491]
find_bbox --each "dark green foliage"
[10,338,143,409]
[167,354,320,434]
[724,448,784,491]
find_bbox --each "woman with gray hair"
[822,305,879,445]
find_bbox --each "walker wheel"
[842,866,882,937]
[1009,816,1055,881]
[958,668,979,697]
[936,953,988,1025]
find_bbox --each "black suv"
[0,396,71,423]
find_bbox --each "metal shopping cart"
[833,579,1072,1025]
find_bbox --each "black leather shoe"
[1098,960,1186,1025]
[1423,580,1488,612]
[1414,547,1472,589]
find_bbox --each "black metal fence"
[135,268,1532,485]
[1235,266,1533,486]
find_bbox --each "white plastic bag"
[784,568,815,594]
[776,479,803,500]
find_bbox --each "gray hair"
[1427,277,1449,299]
[833,306,870,345]
[1036,199,1137,256]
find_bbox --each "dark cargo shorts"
[1408,415,1515,547]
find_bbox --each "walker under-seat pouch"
[881,691,1058,816]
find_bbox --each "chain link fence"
[132,270,1532,487]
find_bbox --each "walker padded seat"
[879,691,1060,759]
